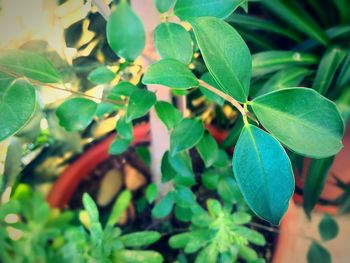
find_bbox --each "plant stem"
[198,79,258,123]
[0,66,123,105]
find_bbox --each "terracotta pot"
[293,122,350,214]
[272,201,298,263]
[46,123,150,209]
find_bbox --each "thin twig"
[0,66,124,105]
[198,79,258,123]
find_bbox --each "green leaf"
[109,136,131,155]
[88,66,115,84]
[252,67,311,98]
[199,73,225,106]
[121,231,161,247]
[142,59,198,89]
[232,212,251,225]
[152,192,174,218]
[221,116,244,148]
[202,169,220,190]
[153,0,175,13]
[154,22,193,64]
[126,89,156,122]
[0,78,36,141]
[307,242,331,263]
[190,17,251,103]
[154,101,182,130]
[56,97,97,131]
[116,116,133,140]
[82,193,99,223]
[195,244,218,263]
[261,0,329,46]
[0,50,60,83]
[238,245,258,262]
[196,132,219,168]
[303,157,335,217]
[113,250,163,263]
[109,82,138,97]
[168,151,196,186]
[173,186,196,208]
[175,205,192,222]
[145,183,158,204]
[161,151,178,182]
[252,88,344,158]
[170,118,204,155]
[319,214,339,242]
[252,51,318,77]
[136,146,151,166]
[174,0,246,20]
[233,125,294,225]
[226,13,302,42]
[3,138,22,189]
[107,190,132,226]
[106,1,145,61]
[236,226,266,246]
[207,199,222,217]
[217,176,242,203]
[312,47,347,95]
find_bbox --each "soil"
[68,146,278,262]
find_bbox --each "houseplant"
[0,0,346,262]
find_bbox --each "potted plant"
[0,0,346,262]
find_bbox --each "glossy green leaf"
[154,23,193,64]
[161,151,177,183]
[153,0,175,13]
[199,73,225,106]
[196,132,219,168]
[152,192,174,218]
[168,151,195,186]
[170,118,204,155]
[145,183,158,204]
[126,89,156,122]
[252,51,318,77]
[109,136,131,155]
[116,116,133,140]
[121,231,161,247]
[319,214,339,242]
[252,88,344,158]
[106,1,145,61]
[107,190,132,226]
[109,82,138,97]
[136,146,151,166]
[175,205,192,222]
[56,98,97,131]
[190,17,251,103]
[174,0,246,20]
[3,138,22,189]
[233,125,294,225]
[87,66,115,84]
[0,50,60,83]
[261,0,329,45]
[0,78,36,141]
[202,170,220,190]
[142,59,198,89]
[173,186,196,208]
[154,101,182,130]
[253,67,311,98]
[217,176,241,203]
[303,157,335,217]
[312,47,347,95]
[307,242,331,263]
[113,250,163,263]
